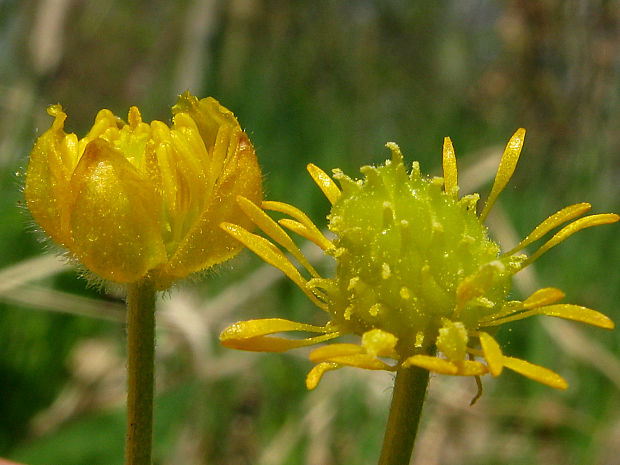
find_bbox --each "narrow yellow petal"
[480,304,614,329]
[402,355,458,374]
[442,137,458,198]
[309,343,363,362]
[479,128,526,222]
[306,362,340,390]
[506,203,591,255]
[221,317,328,338]
[533,304,614,329]
[524,213,620,265]
[477,332,503,376]
[220,223,327,309]
[502,356,568,389]
[262,200,333,250]
[221,335,322,352]
[477,288,565,325]
[236,196,320,277]
[452,360,489,376]
[307,163,341,205]
[319,354,394,371]
[522,287,565,308]
[278,218,334,251]
[219,318,336,352]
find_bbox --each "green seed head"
[316,145,518,357]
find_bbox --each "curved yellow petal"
[278,218,334,252]
[522,287,565,308]
[479,304,614,329]
[69,139,167,283]
[307,163,341,205]
[477,288,565,325]
[479,128,526,222]
[442,136,458,198]
[524,213,620,266]
[502,356,568,389]
[309,343,363,362]
[220,318,336,352]
[220,223,327,309]
[306,362,340,390]
[236,196,319,277]
[319,354,394,371]
[534,304,613,329]
[452,360,489,376]
[262,200,333,251]
[24,105,78,247]
[506,203,591,255]
[477,331,503,376]
[402,355,458,374]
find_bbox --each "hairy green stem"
[378,365,430,465]
[125,278,156,465]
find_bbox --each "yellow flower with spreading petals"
[25,92,262,290]
[219,129,617,394]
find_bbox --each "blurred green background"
[1,1,618,464]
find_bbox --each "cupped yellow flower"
[25,92,262,289]
[219,129,617,395]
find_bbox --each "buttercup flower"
[25,92,262,289]
[220,129,617,394]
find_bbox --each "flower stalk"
[125,278,156,465]
[378,365,430,465]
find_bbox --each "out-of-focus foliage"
[0,1,618,464]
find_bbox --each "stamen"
[128,106,142,128]
[307,163,341,205]
[479,128,526,222]
[505,203,591,255]
[209,126,232,186]
[523,213,619,266]
[471,374,483,405]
